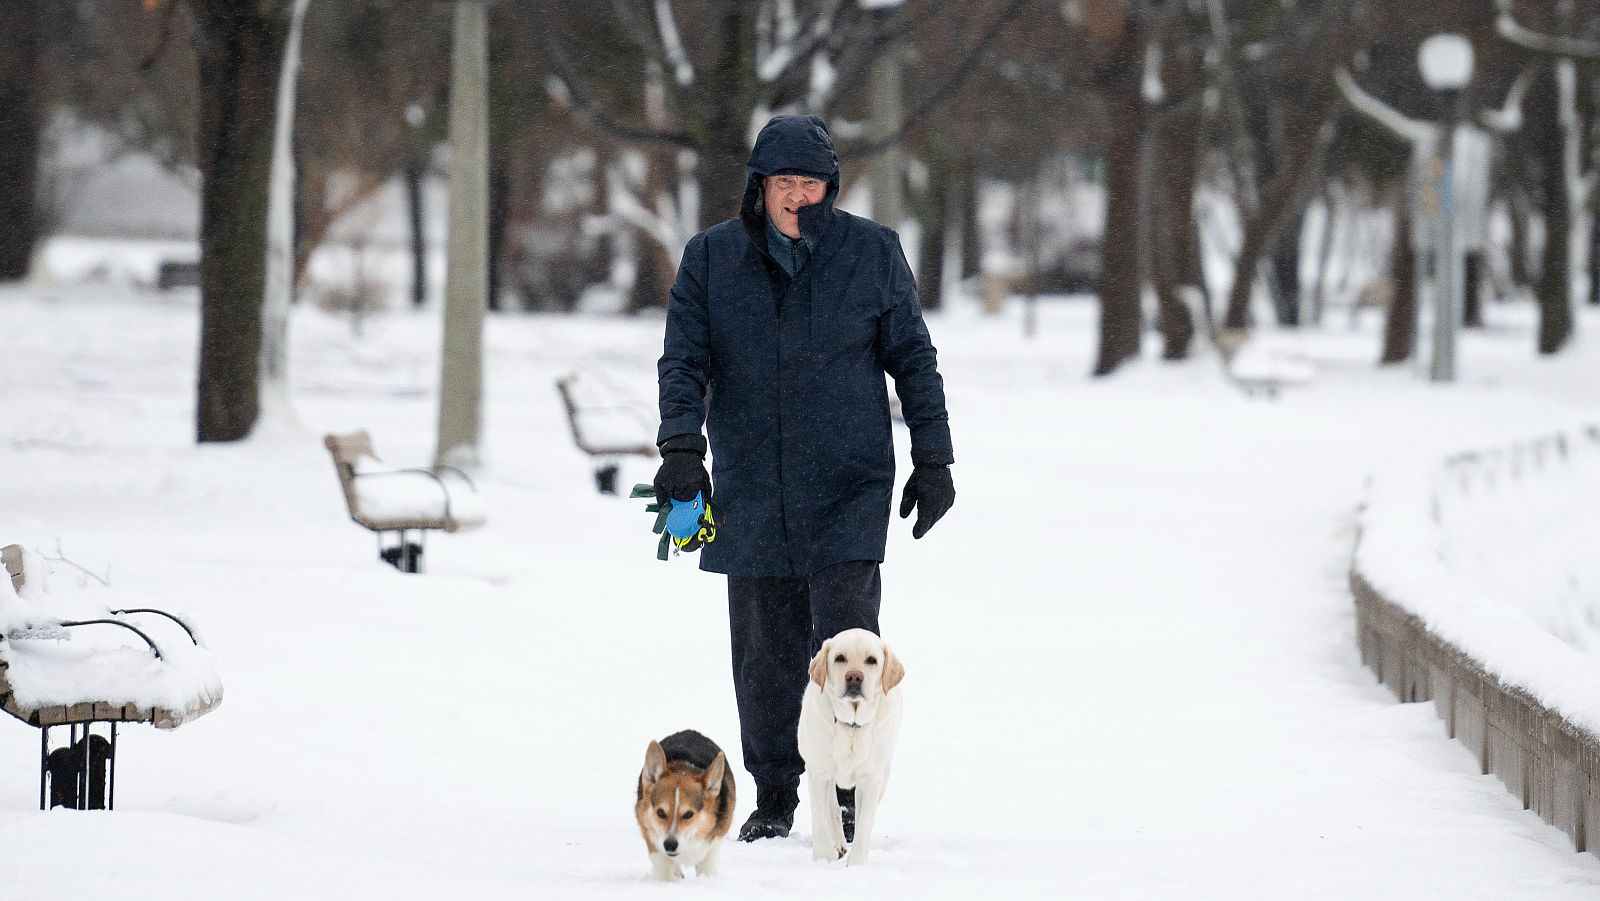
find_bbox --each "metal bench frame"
[323,430,480,573]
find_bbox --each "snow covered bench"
[0,544,222,810]
[324,430,486,573]
[555,374,659,495]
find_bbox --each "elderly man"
[654,114,955,841]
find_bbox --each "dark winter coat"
[657,115,953,577]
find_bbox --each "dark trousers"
[727,559,881,794]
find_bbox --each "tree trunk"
[1500,139,1532,289]
[0,0,44,281]
[1379,187,1417,365]
[1092,19,1145,377]
[405,154,427,308]
[261,0,310,408]
[1152,105,1200,361]
[694,3,757,228]
[488,158,508,313]
[916,168,948,312]
[628,142,678,313]
[958,154,981,281]
[436,0,490,470]
[192,0,289,443]
[1530,66,1573,354]
[1269,220,1301,326]
[1223,88,1332,330]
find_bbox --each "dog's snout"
[663,836,678,854]
[845,671,864,685]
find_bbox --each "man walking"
[654,114,955,841]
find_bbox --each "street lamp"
[1418,34,1473,383]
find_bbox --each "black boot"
[838,787,856,843]
[738,784,798,841]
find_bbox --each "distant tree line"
[0,0,1596,442]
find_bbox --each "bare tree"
[527,0,1031,301]
[0,1,45,280]
[188,0,291,442]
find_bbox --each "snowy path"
[2,287,1600,898]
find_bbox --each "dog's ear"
[643,740,667,785]
[703,751,727,796]
[808,640,831,689]
[881,642,905,693]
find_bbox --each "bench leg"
[42,723,117,811]
[377,531,425,574]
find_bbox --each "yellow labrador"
[797,628,905,866]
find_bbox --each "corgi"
[635,729,736,880]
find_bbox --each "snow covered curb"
[1353,422,1600,855]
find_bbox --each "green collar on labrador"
[834,716,866,729]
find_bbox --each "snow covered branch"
[528,3,696,149]
[1495,0,1600,59]
[1333,67,1435,146]
[759,0,848,87]
[653,0,695,87]
[1479,65,1534,134]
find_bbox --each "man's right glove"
[898,464,955,539]
[653,433,711,504]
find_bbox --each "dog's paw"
[811,843,846,863]
[845,845,869,867]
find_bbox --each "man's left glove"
[898,464,955,539]
[653,433,711,504]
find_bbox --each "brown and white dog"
[635,730,736,880]
[797,628,905,866]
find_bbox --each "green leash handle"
[631,484,672,560]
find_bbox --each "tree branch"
[606,0,672,74]
[1333,67,1435,145]
[652,0,695,86]
[838,0,1031,158]
[1496,0,1600,59]
[759,0,850,87]
[526,2,696,148]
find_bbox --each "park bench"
[0,544,221,810]
[323,430,486,573]
[555,374,659,494]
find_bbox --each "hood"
[741,115,841,249]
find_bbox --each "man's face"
[763,174,827,239]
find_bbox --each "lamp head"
[1419,34,1474,92]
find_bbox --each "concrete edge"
[1351,570,1600,855]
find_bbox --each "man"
[654,114,955,841]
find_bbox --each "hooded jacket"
[657,115,953,577]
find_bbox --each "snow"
[350,458,486,528]
[3,279,1600,898]
[1356,420,1600,730]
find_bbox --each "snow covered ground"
[4,281,1600,899]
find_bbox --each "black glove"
[653,433,711,504]
[898,464,954,539]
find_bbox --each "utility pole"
[436,0,489,470]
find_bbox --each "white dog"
[797,627,905,866]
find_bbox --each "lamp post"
[1418,34,1473,383]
